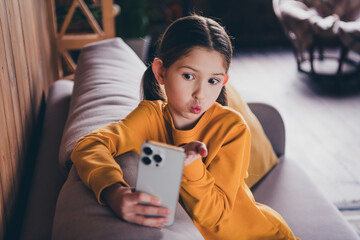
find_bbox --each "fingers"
[126,214,169,228]
[127,191,162,206]
[183,141,208,157]
[122,192,170,228]
[132,204,170,216]
[182,141,208,166]
[197,142,208,157]
[181,141,208,166]
[184,150,200,157]
[108,189,170,228]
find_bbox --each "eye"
[183,73,194,80]
[208,78,220,85]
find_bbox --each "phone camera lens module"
[143,147,153,155]
[142,157,151,165]
[153,154,162,163]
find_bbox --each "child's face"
[155,47,228,130]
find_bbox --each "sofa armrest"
[247,103,286,157]
[20,80,74,240]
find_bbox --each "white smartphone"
[136,140,185,226]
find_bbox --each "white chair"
[273,0,360,79]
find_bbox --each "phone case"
[136,140,185,226]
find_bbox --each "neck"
[167,106,203,130]
[174,117,202,130]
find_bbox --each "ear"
[152,58,166,85]
[223,75,229,86]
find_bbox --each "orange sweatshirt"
[71,100,298,240]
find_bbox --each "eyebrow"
[178,65,225,76]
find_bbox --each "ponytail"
[141,65,165,101]
[216,86,227,106]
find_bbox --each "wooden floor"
[229,48,360,235]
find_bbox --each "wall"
[204,0,288,48]
[0,0,59,239]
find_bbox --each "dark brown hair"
[141,15,233,105]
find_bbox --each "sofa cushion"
[252,156,359,240]
[59,38,144,176]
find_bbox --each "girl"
[71,15,298,239]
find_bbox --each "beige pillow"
[227,84,279,188]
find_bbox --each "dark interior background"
[54,0,290,65]
[144,0,289,58]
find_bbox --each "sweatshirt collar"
[164,102,217,138]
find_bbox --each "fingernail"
[153,197,161,205]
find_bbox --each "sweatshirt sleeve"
[70,102,154,204]
[180,123,251,227]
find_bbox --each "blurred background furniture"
[50,0,119,78]
[273,0,360,79]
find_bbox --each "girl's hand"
[103,183,170,228]
[181,141,208,166]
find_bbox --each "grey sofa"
[20,38,359,240]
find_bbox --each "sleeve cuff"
[182,157,205,182]
[88,167,129,205]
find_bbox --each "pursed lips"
[190,105,202,114]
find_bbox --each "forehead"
[173,47,227,72]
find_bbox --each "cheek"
[166,78,187,95]
[164,82,186,102]
[211,86,223,100]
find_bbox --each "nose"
[192,81,206,100]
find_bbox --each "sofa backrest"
[59,38,145,176]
